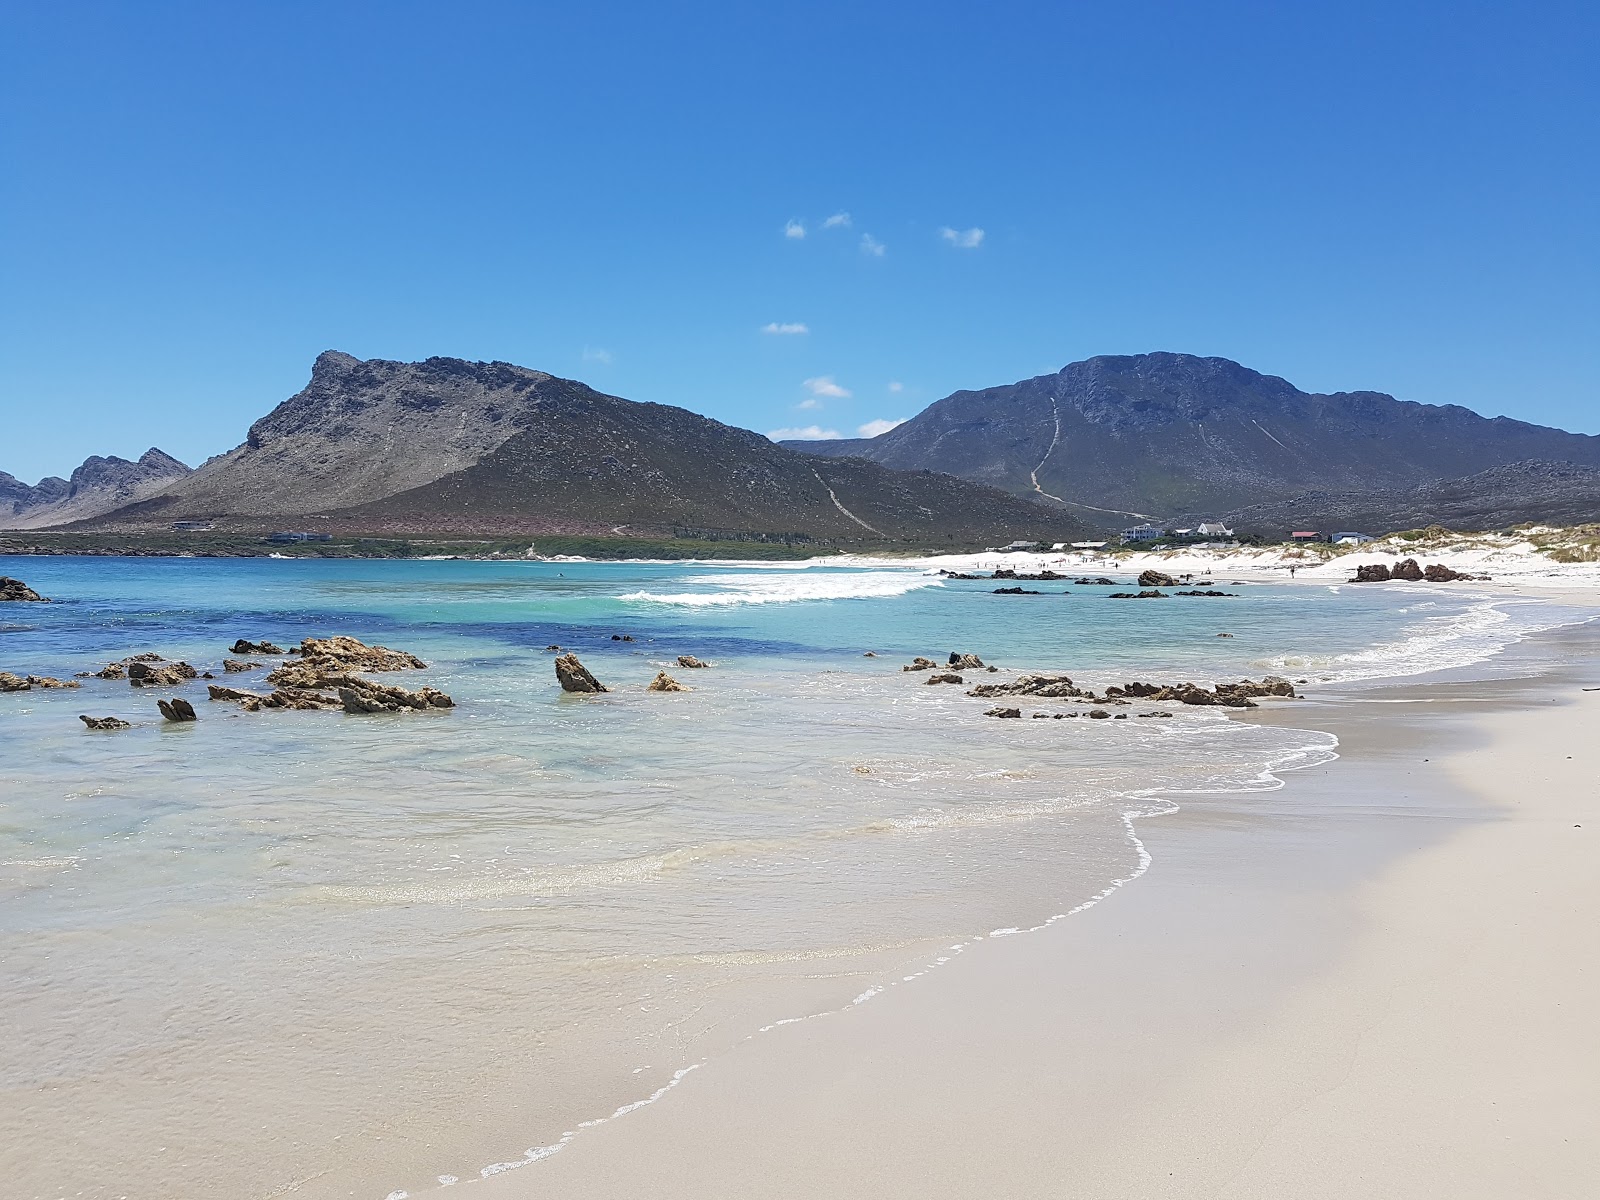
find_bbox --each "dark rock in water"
[1174,589,1237,597]
[222,659,260,672]
[79,715,130,730]
[1,671,79,690]
[1352,563,1391,582]
[968,674,1088,700]
[862,651,878,657]
[993,586,1041,595]
[544,644,562,652]
[647,671,690,692]
[0,577,46,602]
[993,568,1066,581]
[941,572,983,580]
[1392,557,1425,582]
[230,639,285,655]
[157,697,197,722]
[903,657,940,672]
[1138,570,1178,588]
[128,660,198,688]
[948,652,985,669]
[1088,709,1112,719]
[925,673,964,685]
[984,706,1022,719]
[676,655,711,669]
[1424,563,1465,582]
[1113,713,1128,719]
[1216,632,1234,638]
[208,684,264,703]
[1108,590,1168,599]
[1074,577,1117,585]
[554,653,607,693]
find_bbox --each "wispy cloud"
[822,212,852,229]
[784,219,806,239]
[767,425,843,441]
[581,345,613,365]
[860,233,886,257]
[858,418,906,438]
[939,226,984,249]
[761,321,810,335]
[887,380,904,393]
[804,375,851,398]
[796,397,823,411]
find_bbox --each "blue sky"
[2,0,1596,481]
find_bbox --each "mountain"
[83,352,1089,547]
[788,353,1600,521]
[0,448,191,529]
[1199,461,1600,538]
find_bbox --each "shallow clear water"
[0,556,1589,1198]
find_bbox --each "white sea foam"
[619,571,942,607]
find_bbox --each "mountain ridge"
[0,448,191,529]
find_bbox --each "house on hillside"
[1289,531,1326,542]
[1333,532,1374,545]
[1197,521,1233,537]
[1120,522,1163,543]
[987,539,1043,552]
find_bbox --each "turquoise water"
[0,556,1587,1199]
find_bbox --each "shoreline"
[457,621,1600,1200]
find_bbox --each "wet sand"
[469,626,1600,1199]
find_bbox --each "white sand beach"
[471,628,1600,1199]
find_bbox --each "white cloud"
[767,425,843,441]
[939,226,985,249]
[796,397,823,410]
[822,212,852,229]
[581,345,613,365]
[858,418,906,438]
[761,321,810,335]
[887,380,904,393]
[804,375,851,398]
[860,233,886,257]
[784,219,806,239]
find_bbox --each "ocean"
[0,555,1588,1199]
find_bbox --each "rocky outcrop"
[1392,557,1425,582]
[994,568,1067,581]
[903,657,940,672]
[993,586,1042,595]
[291,636,426,673]
[79,715,130,730]
[0,576,46,602]
[554,653,606,693]
[157,697,197,721]
[647,671,689,692]
[1174,590,1236,597]
[925,673,964,685]
[676,655,711,669]
[222,659,260,672]
[1108,590,1167,599]
[128,660,198,687]
[1074,577,1117,585]
[1103,677,1296,708]
[1138,569,1178,587]
[1352,560,1485,583]
[1423,563,1466,582]
[969,674,1097,701]
[984,706,1022,718]
[230,639,284,655]
[210,677,452,713]
[337,680,455,713]
[1353,563,1391,582]
[948,652,985,669]
[1,671,80,691]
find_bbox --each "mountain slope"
[1201,460,1600,538]
[86,353,1089,547]
[1,449,191,529]
[789,353,1600,518]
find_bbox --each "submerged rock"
[79,715,130,730]
[157,697,197,722]
[676,655,711,669]
[554,653,607,693]
[0,576,46,602]
[984,706,1022,719]
[1088,709,1112,719]
[337,680,455,713]
[902,657,940,672]
[1074,577,1117,586]
[647,671,690,692]
[1138,570,1178,588]
[1108,590,1168,599]
[925,672,964,685]
[1174,590,1237,597]
[993,586,1042,595]
[222,659,260,672]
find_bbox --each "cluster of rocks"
[676,655,711,669]
[1351,559,1487,583]
[993,586,1043,595]
[940,568,1068,582]
[0,576,46,602]
[554,652,694,694]
[0,671,79,691]
[79,715,130,730]
[1174,589,1236,597]
[969,673,1296,710]
[288,635,428,673]
[904,652,992,674]
[1108,589,1168,599]
[985,706,1175,720]
[230,639,284,655]
[1075,577,1117,585]
[129,659,201,687]
[1138,569,1178,587]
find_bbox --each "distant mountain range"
[7,350,1596,545]
[48,352,1087,548]
[1,448,191,529]
[789,353,1600,527]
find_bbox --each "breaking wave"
[619,571,943,607]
